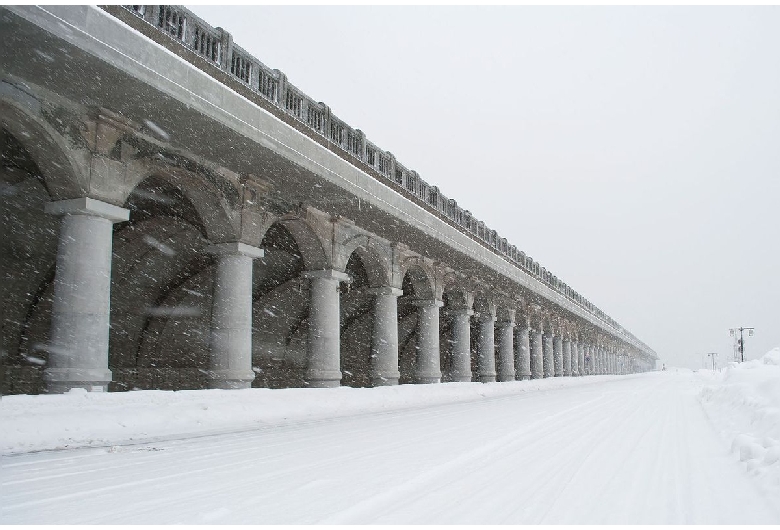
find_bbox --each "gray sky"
[188,5,780,369]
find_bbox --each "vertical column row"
[515,318,532,381]
[40,196,639,394]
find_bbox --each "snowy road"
[2,372,778,524]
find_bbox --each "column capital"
[444,306,474,317]
[496,307,516,326]
[475,312,497,323]
[207,241,264,258]
[412,298,444,308]
[302,269,352,282]
[45,197,129,222]
[366,286,403,297]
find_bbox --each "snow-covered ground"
[699,347,780,502]
[2,353,779,524]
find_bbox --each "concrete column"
[514,320,531,381]
[413,299,443,384]
[543,330,554,378]
[563,337,572,376]
[207,242,264,389]
[496,311,516,382]
[448,307,473,382]
[530,326,544,379]
[553,333,563,377]
[43,198,129,393]
[594,347,600,374]
[608,351,614,374]
[599,349,605,374]
[589,346,595,374]
[476,313,497,383]
[580,343,586,375]
[571,340,579,376]
[303,269,350,388]
[369,287,403,386]
[610,351,615,375]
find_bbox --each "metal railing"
[115,5,653,356]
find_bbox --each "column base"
[479,374,497,383]
[518,375,531,381]
[207,370,255,390]
[414,374,441,384]
[305,369,342,388]
[531,373,544,379]
[306,379,340,388]
[44,368,112,393]
[497,372,516,382]
[370,372,400,386]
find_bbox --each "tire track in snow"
[316,391,608,524]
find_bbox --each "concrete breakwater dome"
[0,5,656,395]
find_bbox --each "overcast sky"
[188,5,780,369]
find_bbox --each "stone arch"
[399,259,436,301]
[338,235,393,289]
[121,166,238,244]
[0,98,84,199]
[107,172,219,391]
[274,216,330,272]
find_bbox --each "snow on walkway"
[2,371,778,524]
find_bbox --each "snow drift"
[0,374,616,455]
[699,347,780,499]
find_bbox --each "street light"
[706,352,718,372]
[729,327,755,363]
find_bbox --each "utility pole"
[729,327,755,363]
[706,352,718,372]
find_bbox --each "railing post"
[219,28,233,71]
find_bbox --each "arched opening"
[397,265,434,384]
[339,252,373,387]
[251,221,307,388]
[0,128,59,395]
[109,175,213,391]
[439,290,458,383]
